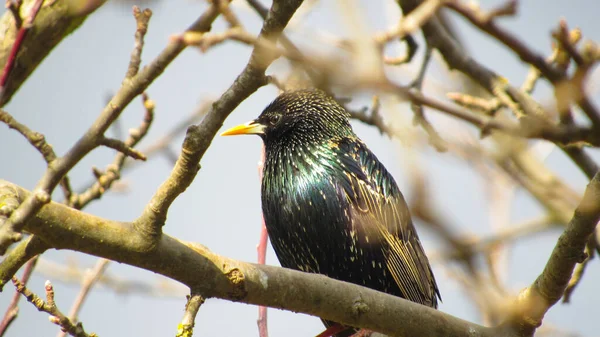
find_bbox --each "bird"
[221,89,440,336]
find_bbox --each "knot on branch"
[351,296,370,317]
[223,263,247,300]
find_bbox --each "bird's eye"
[269,114,282,126]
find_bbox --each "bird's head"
[221,89,353,145]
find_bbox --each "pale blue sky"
[1,0,599,336]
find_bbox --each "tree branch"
[134,0,305,240]
[0,0,104,106]
[0,3,220,254]
[505,171,600,335]
[12,279,95,337]
[0,180,495,337]
[56,258,110,337]
[0,109,73,200]
[176,293,205,337]
[0,253,37,337]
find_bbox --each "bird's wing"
[333,137,440,307]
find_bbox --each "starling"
[222,89,440,335]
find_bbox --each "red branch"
[257,146,269,337]
[0,256,38,336]
[0,0,45,98]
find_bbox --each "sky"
[1,0,599,336]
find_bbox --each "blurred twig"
[34,257,186,298]
[56,259,110,337]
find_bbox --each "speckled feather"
[255,89,440,332]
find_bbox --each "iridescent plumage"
[223,89,440,334]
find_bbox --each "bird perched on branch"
[222,89,440,336]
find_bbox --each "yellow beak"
[220,121,265,136]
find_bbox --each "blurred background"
[1,0,599,336]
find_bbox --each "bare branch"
[0,254,37,337]
[408,45,448,151]
[506,171,600,335]
[99,137,147,161]
[562,237,594,303]
[257,147,269,337]
[0,180,495,337]
[375,0,445,45]
[56,259,110,337]
[0,109,74,201]
[0,0,103,106]
[12,279,95,337]
[5,0,23,28]
[0,0,45,100]
[0,3,220,253]
[125,6,152,79]
[69,94,155,209]
[0,235,48,291]
[34,257,186,298]
[134,0,305,241]
[445,0,563,83]
[175,293,205,337]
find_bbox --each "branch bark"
[0,3,221,254]
[0,0,103,106]
[505,171,600,336]
[0,180,494,337]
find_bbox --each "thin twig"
[0,234,48,290]
[133,0,304,241]
[125,6,152,79]
[0,4,218,253]
[176,293,205,337]
[99,137,147,161]
[178,27,257,52]
[68,94,154,209]
[445,0,563,83]
[0,110,74,203]
[12,279,96,337]
[384,35,419,65]
[56,259,110,337]
[5,0,23,28]
[0,255,38,337]
[562,236,594,303]
[216,0,241,28]
[374,0,445,45]
[347,96,397,137]
[33,257,186,298]
[430,216,558,262]
[409,45,447,151]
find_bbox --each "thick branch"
[506,172,600,335]
[0,180,494,337]
[0,0,103,106]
